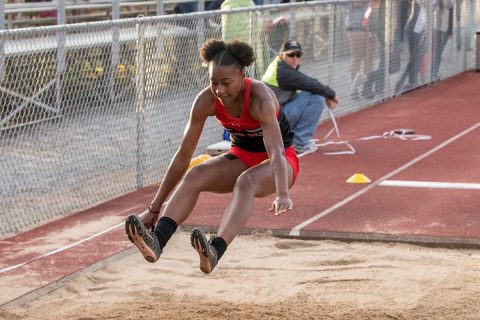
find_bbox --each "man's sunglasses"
[286,52,303,58]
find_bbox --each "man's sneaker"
[295,140,318,154]
[125,214,162,263]
[190,228,218,274]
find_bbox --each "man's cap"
[281,40,302,53]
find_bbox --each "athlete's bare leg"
[162,155,247,224]
[126,155,248,263]
[216,160,294,245]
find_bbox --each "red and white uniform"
[214,78,299,182]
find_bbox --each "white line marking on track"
[289,121,480,236]
[0,203,169,274]
[380,180,480,190]
[0,222,124,274]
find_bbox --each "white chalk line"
[0,222,126,274]
[380,180,480,190]
[289,121,480,236]
[0,222,124,274]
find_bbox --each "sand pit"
[1,231,480,320]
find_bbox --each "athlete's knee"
[233,172,257,194]
[182,165,210,188]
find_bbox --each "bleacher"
[2,0,205,29]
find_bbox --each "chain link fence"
[1,0,479,238]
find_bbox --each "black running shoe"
[125,214,162,263]
[190,228,218,274]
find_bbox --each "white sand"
[1,231,480,320]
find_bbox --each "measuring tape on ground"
[311,109,431,156]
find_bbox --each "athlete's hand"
[269,196,293,216]
[139,202,166,229]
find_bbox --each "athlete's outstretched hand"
[269,196,293,216]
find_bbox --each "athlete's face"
[209,63,244,105]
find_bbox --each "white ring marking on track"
[289,121,480,236]
[380,180,480,190]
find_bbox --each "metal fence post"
[135,19,146,189]
[250,8,257,76]
[0,0,4,30]
[56,0,66,114]
[429,1,439,82]
[196,4,205,51]
[289,0,296,39]
[327,3,335,85]
[111,0,120,102]
[198,0,205,12]
[384,0,392,98]
[57,0,65,25]
[157,0,164,16]
[476,29,480,71]
[195,10,205,49]
[0,0,5,81]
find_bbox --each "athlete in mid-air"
[125,38,299,274]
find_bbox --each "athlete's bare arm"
[249,80,292,214]
[149,88,216,212]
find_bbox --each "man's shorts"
[225,146,299,185]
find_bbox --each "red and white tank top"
[214,78,293,152]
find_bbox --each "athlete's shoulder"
[250,78,273,97]
[250,79,276,100]
[249,79,279,118]
[192,86,216,116]
[196,86,215,101]
[195,86,217,105]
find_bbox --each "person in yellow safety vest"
[262,40,339,153]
